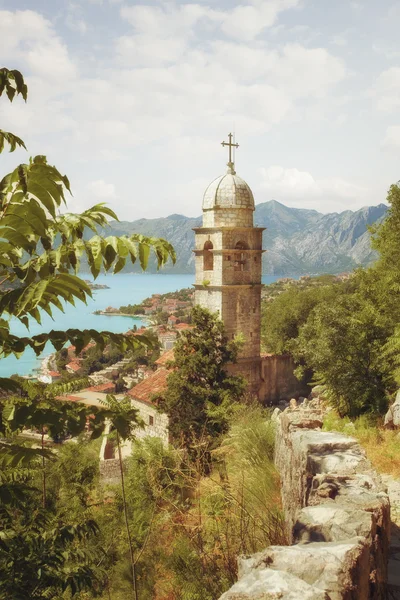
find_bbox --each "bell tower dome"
[193,134,265,396]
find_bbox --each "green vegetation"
[13,405,282,600]
[118,303,145,315]
[262,183,400,417]
[0,67,282,600]
[119,288,193,315]
[157,306,246,463]
[0,67,174,598]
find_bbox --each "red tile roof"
[83,383,115,393]
[126,326,147,336]
[154,348,175,367]
[66,342,95,356]
[48,371,61,377]
[175,323,192,330]
[66,361,81,372]
[128,369,169,405]
[158,331,177,339]
[55,394,85,402]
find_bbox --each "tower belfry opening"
[193,134,265,397]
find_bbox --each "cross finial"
[221,133,239,174]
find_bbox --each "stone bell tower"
[193,134,264,396]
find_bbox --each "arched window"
[234,241,248,271]
[203,241,214,271]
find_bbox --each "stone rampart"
[259,354,309,404]
[219,399,390,600]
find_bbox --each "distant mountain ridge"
[104,200,388,275]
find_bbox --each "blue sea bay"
[0,273,285,377]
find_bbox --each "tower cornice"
[193,249,266,255]
[193,284,263,290]
[193,226,266,233]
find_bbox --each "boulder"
[384,390,400,429]
[271,407,281,423]
[293,505,373,543]
[236,539,370,600]
[219,567,328,600]
[309,385,327,399]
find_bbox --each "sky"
[0,0,399,220]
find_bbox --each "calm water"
[0,273,284,377]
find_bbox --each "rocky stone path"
[382,475,400,599]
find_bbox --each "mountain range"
[104,200,388,275]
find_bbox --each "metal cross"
[221,133,239,165]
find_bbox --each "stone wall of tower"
[194,160,264,397]
[203,207,253,228]
[220,286,261,358]
[194,225,264,397]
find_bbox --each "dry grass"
[323,411,400,478]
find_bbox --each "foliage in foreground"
[0,67,175,599]
[61,406,284,600]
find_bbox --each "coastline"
[0,273,195,379]
[93,311,149,320]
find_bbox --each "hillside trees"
[370,183,400,384]
[261,182,400,416]
[291,293,392,416]
[261,280,344,354]
[0,67,175,598]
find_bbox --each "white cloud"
[372,43,400,60]
[116,35,186,66]
[0,5,358,219]
[372,67,400,112]
[0,10,76,82]
[120,3,220,37]
[221,0,300,41]
[259,165,368,210]
[119,0,300,46]
[86,180,117,199]
[382,125,400,151]
[66,16,88,34]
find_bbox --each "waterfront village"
[35,287,195,470]
[33,273,355,481]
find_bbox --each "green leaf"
[0,130,26,154]
[138,241,150,270]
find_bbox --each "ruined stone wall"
[99,457,121,484]
[130,397,169,446]
[259,354,309,404]
[219,400,391,600]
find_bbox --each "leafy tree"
[0,67,175,599]
[292,293,392,416]
[370,182,400,384]
[370,182,400,275]
[158,306,246,461]
[261,279,345,354]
